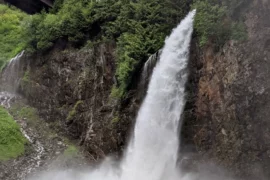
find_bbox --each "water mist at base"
[29,10,196,180]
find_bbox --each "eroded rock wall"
[17,43,133,161]
[189,0,270,179]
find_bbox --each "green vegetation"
[22,70,30,82]
[110,85,123,99]
[192,0,248,47]
[0,106,26,161]
[1,0,248,96]
[67,100,83,121]
[24,0,191,97]
[192,0,228,47]
[63,145,79,158]
[0,4,28,69]
[111,114,120,124]
[231,22,248,42]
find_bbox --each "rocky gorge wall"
[14,43,135,161]
[185,0,270,179]
[2,0,269,179]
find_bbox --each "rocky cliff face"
[15,43,136,161]
[186,0,270,179]
[4,0,269,179]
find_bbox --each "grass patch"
[0,106,26,161]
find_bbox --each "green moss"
[110,85,124,99]
[22,70,30,82]
[0,106,26,161]
[66,100,83,121]
[63,145,78,158]
[111,115,120,124]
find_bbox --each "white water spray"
[29,10,196,180]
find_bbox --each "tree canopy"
[0,0,248,97]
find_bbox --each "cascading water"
[0,52,47,179]
[0,50,24,93]
[120,9,195,180]
[31,10,196,180]
[0,51,24,109]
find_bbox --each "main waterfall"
[30,10,195,180]
[120,9,195,180]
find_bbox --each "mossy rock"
[66,100,83,121]
[63,145,79,158]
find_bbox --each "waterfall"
[0,51,24,109]
[120,9,195,180]
[29,10,195,180]
[0,50,24,93]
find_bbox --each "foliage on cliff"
[25,0,191,97]
[0,106,26,161]
[192,0,248,47]
[0,0,248,96]
[0,4,28,69]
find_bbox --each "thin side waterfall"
[138,50,161,99]
[0,51,46,179]
[29,10,195,180]
[0,50,24,93]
